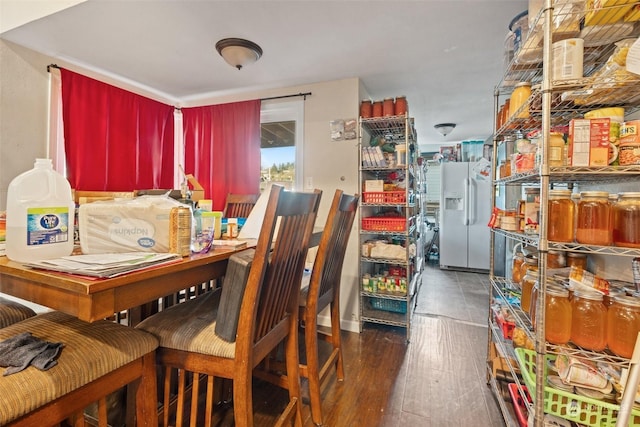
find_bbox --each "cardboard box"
[589,118,611,166]
[186,174,205,202]
[569,119,591,166]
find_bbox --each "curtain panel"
[182,100,261,211]
[60,69,175,191]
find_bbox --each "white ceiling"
[0,0,528,151]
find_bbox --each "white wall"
[0,39,364,332]
[0,40,51,210]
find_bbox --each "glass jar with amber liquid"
[612,192,640,248]
[512,251,525,285]
[571,289,607,351]
[519,254,538,282]
[509,82,531,119]
[547,249,566,269]
[607,295,640,358]
[576,191,612,246]
[521,268,538,314]
[545,286,572,345]
[548,189,575,243]
[566,252,587,270]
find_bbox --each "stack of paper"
[24,252,181,278]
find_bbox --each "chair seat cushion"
[0,311,158,424]
[0,297,36,328]
[137,289,236,359]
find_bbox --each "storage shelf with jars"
[488,2,640,427]
[358,111,422,341]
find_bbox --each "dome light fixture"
[215,38,263,70]
[434,123,456,137]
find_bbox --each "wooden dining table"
[0,246,250,324]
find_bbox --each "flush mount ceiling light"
[215,38,263,70]
[434,123,456,137]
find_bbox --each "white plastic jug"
[5,158,75,263]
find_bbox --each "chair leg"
[233,373,253,427]
[284,328,303,427]
[330,302,345,381]
[304,313,324,426]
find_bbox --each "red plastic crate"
[508,383,531,427]
[363,191,406,204]
[494,309,515,340]
[361,217,406,232]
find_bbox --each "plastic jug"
[5,158,75,262]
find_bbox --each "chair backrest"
[236,185,321,363]
[307,190,359,314]
[223,193,260,218]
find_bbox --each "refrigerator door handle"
[463,178,470,226]
[468,178,476,225]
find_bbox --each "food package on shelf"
[569,265,611,294]
[369,241,407,261]
[78,195,191,254]
[555,352,613,393]
[570,38,640,106]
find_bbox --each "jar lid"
[383,97,394,101]
[567,252,586,259]
[579,191,609,198]
[619,192,640,198]
[361,99,372,104]
[549,189,572,197]
[515,81,532,88]
[573,289,604,301]
[613,294,640,307]
[548,249,565,255]
[547,286,569,297]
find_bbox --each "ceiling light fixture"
[434,123,456,137]
[215,38,263,70]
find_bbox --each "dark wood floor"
[245,263,505,427]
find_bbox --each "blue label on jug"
[26,207,70,246]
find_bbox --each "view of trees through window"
[260,120,296,191]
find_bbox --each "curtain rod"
[47,64,311,102]
[261,92,311,101]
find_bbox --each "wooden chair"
[136,185,321,427]
[0,297,36,328]
[222,193,260,218]
[0,311,158,426]
[257,190,359,426]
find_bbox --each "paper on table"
[24,252,180,278]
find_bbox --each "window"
[260,100,304,191]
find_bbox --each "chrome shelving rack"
[358,113,422,341]
[487,2,640,427]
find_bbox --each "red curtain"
[182,100,261,210]
[61,68,175,191]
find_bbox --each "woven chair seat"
[0,310,158,424]
[137,289,235,358]
[0,297,36,328]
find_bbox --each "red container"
[383,98,394,116]
[394,96,407,115]
[507,383,531,427]
[361,217,406,232]
[363,191,406,204]
[372,101,383,117]
[360,100,372,118]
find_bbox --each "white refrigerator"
[439,160,491,271]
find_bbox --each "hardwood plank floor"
[246,262,506,427]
